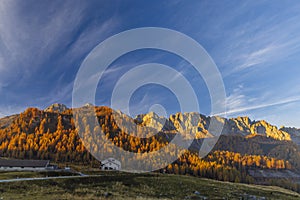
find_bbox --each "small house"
[100,158,121,170]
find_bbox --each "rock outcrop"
[44,103,68,113]
[133,112,291,141]
[1,104,295,142]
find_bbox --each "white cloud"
[0,1,121,115]
[63,17,120,62]
[217,92,300,118]
[215,82,300,126]
[235,44,279,70]
[0,1,120,86]
[0,1,81,80]
[226,93,247,111]
[212,4,300,77]
[40,80,74,107]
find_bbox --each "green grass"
[0,170,78,180]
[0,171,41,180]
[0,172,299,199]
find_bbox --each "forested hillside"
[0,105,300,191]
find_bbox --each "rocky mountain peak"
[83,103,94,107]
[135,111,170,131]
[134,112,291,141]
[249,120,291,140]
[2,104,295,142]
[44,103,68,113]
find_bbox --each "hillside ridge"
[0,105,296,142]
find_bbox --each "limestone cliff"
[134,112,291,141]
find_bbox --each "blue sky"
[1,0,300,127]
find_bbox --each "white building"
[100,158,121,170]
[0,158,55,171]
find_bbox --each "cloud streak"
[216,95,300,117]
[208,2,300,77]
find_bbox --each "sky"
[1,0,300,128]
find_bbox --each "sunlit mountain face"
[0,105,300,185]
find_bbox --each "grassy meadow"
[0,171,299,199]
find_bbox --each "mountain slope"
[281,127,300,146]
[0,104,298,163]
[0,104,300,192]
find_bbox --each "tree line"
[0,107,296,188]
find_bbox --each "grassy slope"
[0,172,299,199]
[0,171,78,180]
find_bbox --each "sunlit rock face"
[169,112,214,139]
[249,120,291,141]
[2,104,294,142]
[44,103,68,113]
[135,112,292,141]
[136,112,170,131]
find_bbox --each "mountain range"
[1,103,300,154]
[42,103,300,141]
[1,103,300,191]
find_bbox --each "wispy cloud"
[214,81,300,122]
[217,93,300,117]
[235,44,279,70]
[0,1,121,114]
[209,2,300,76]
[201,2,300,128]
[40,80,74,108]
[0,1,84,82]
